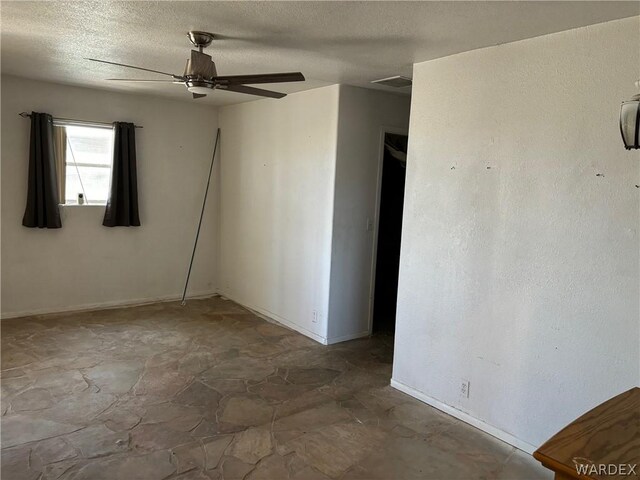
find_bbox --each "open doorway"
[371,131,408,335]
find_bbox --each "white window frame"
[56,121,114,206]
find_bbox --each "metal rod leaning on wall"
[181,127,221,306]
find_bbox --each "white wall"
[327,86,410,343]
[393,17,640,452]
[1,76,219,317]
[217,86,340,343]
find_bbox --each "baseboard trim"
[326,330,370,345]
[390,378,537,455]
[1,291,219,320]
[216,291,328,345]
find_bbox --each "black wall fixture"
[620,81,640,150]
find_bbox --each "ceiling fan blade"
[221,84,286,99]
[192,93,207,99]
[86,58,183,79]
[106,78,182,83]
[187,50,217,79]
[214,72,305,85]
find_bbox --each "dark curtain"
[22,112,62,228]
[103,122,140,227]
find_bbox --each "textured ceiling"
[1,1,638,106]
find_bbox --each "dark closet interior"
[372,132,408,334]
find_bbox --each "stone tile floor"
[1,297,551,480]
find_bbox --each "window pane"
[65,126,113,166]
[64,125,113,205]
[65,166,111,205]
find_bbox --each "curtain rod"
[18,112,143,129]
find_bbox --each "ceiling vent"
[371,75,412,88]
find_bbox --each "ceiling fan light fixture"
[186,80,213,95]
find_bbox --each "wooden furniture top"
[533,387,640,480]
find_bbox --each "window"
[55,125,114,205]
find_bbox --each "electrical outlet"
[460,379,470,399]
[312,310,318,323]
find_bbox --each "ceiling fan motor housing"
[185,50,217,80]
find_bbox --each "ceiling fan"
[87,31,305,100]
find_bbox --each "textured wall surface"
[1,76,219,317]
[217,86,340,342]
[328,86,410,342]
[218,85,411,344]
[393,17,640,450]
